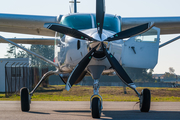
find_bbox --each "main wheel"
[91,97,101,118]
[140,88,151,112]
[20,87,30,112]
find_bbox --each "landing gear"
[90,79,103,118]
[91,97,101,118]
[20,70,59,112]
[127,84,151,112]
[139,89,151,112]
[20,87,30,112]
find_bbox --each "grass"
[0,85,180,102]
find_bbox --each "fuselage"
[54,13,123,73]
[53,13,160,73]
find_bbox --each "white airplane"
[0,0,180,118]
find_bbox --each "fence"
[5,62,34,97]
[5,62,50,97]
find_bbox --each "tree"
[5,44,17,58]
[28,45,55,87]
[29,45,54,67]
[5,44,28,58]
[169,67,175,74]
[5,44,54,68]
[164,72,176,79]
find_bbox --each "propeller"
[102,43,136,89]
[96,0,105,39]
[65,44,100,91]
[44,22,154,42]
[105,22,154,41]
[44,23,98,41]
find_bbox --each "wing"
[121,17,180,34]
[0,38,55,45]
[0,13,62,36]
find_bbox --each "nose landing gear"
[91,96,102,118]
[90,79,103,118]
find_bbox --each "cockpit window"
[60,14,120,33]
[60,14,92,30]
[93,14,120,33]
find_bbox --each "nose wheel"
[91,97,102,118]
[139,88,151,112]
[90,78,103,118]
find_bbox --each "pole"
[74,0,77,13]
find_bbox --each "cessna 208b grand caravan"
[1,0,180,118]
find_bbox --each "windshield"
[60,14,120,33]
[93,14,120,33]
[60,14,92,30]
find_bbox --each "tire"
[140,88,151,112]
[20,87,30,112]
[91,97,101,118]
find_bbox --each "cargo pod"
[121,27,160,69]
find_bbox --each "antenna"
[69,0,80,13]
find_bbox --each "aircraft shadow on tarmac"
[54,110,180,119]
[36,88,64,93]
[27,111,50,115]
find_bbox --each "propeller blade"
[44,23,97,41]
[65,44,100,91]
[96,0,105,39]
[102,43,136,89]
[105,22,154,41]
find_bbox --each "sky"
[0,0,180,74]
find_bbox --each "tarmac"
[0,101,180,120]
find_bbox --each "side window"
[135,29,158,42]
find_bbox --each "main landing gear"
[132,87,151,113]
[20,87,30,112]
[139,88,151,112]
[20,70,59,112]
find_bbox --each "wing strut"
[0,36,58,68]
[159,35,180,48]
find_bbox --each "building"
[0,58,29,92]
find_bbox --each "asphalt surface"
[0,101,180,120]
